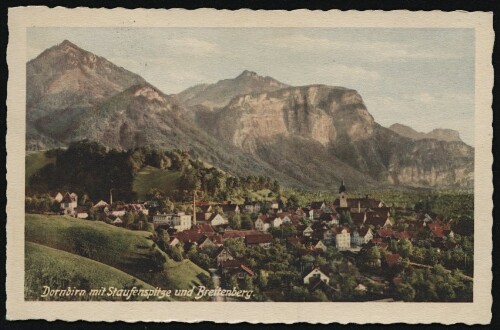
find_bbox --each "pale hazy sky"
[27,27,475,145]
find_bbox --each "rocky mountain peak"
[27,40,146,112]
[129,83,169,103]
[59,39,82,51]
[178,70,289,110]
[216,84,374,150]
[237,70,258,78]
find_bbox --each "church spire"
[339,179,346,193]
[339,179,348,208]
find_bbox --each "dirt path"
[409,262,473,281]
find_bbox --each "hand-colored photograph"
[23,25,477,303]
[24,27,475,302]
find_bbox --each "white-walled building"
[303,267,330,285]
[153,212,192,231]
[333,227,351,250]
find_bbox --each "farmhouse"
[207,213,228,227]
[214,247,235,266]
[112,217,123,225]
[60,192,78,216]
[303,267,330,285]
[254,215,271,232]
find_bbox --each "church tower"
[339,180,348,208]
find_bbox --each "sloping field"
[25,241,160,301]
[25,214,208,296]
[25,151,55,182]
[132,166,181,200]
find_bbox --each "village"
[39,180,473,302]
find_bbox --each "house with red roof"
[376,228,394,239]
[191,223,216,234]
[365,212,391,228]
[370,238,389,250]
[220,259,255,279]
[245,233,273,248]
[392,231,412,241]
[350,212,366,226]
[384,253,402,268]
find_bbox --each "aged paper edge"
[6,7,494,324]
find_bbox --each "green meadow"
[25,214,208,300]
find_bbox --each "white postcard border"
[6,7,494,324]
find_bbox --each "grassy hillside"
[25,214,208,297]
[25,151,55,183]
[25,242,159,301]
[133,166,181,200]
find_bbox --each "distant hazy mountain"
[26,41,474,189]
[389,123,463,143]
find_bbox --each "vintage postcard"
[6,7,493,324]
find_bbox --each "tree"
[452,216,474,236]
[190,251,211,270]
[397,283,416,302]
[286,287,308,302]
[256,272,268,290]
[229,213,241,230]
[243,276,254,291]
[224,238,246,259]
[166,246,183,262]
[361,246,381,269]
[425,248,440,266]
[397,239,413,258]
[339,211,353,226]
[138,212,148,223]
[309,290,329,302]
[123,212,135,227]
[286,194,300,209]
[315,256,327,267]
[412,247,426,264]
[241,214,253,230]
[436,283,456,302]
[270,179,280,194]
[229,275,239,289]
[148,188,163,201]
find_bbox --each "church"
[333,180,391,228]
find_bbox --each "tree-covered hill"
[26,140,281,204]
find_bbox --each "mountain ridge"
[178,69,290,110]
[25,40,474,190]
[389,123,463,143]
